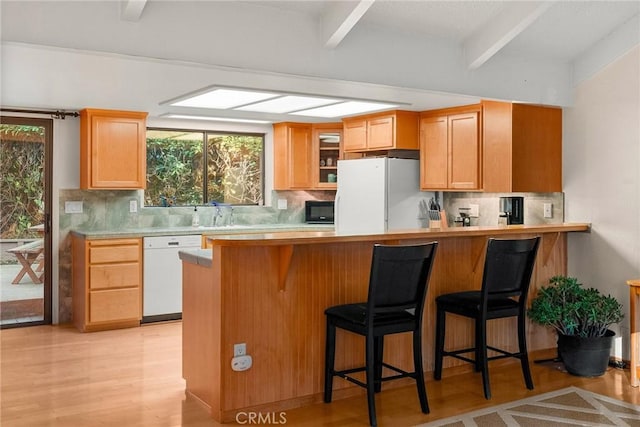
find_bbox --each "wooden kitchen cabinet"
[342,110,419,153]
[420,105,482,190]
[273,122,344,190]
[343,118,367,151]
[482,101,562,192]
[312,123,342,189]
[273,122,313,190]
[72,236,142,332]
[80,108,148,189]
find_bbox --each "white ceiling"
[252,1,639,60]
[1,0,639,123]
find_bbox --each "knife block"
[428,210,447,229]
[440,210,448,228]
[429,220,441,229]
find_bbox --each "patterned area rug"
[418,387,640,427]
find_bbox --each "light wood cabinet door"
[343,118,367,151]
[273,123,313,190]
[420,107,481,190]
[287,125,313,189]
[89,288,141,323]
[80,109,147,189]
[448,112,481,189]
[343,111,418,153]
[367,116,394,150]
[420,116,448,189]
[483,100,562,192]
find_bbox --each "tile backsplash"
[56,188,558,322]
[442,192,564,226]
[56,188,335,322]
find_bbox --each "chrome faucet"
[213,207,223,227]
[209,201,234,227]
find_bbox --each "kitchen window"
[145,128,264,206]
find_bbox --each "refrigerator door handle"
[334,192,340,232]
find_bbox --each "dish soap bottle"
[191,206,200,227]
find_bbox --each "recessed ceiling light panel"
[235,95,340,114]
[292,101,399,118]
[171,88,278,109]
[164,114,271,124]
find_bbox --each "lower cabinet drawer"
[89,263,140,290]
[89,243,140,264]
[89,288,140,323]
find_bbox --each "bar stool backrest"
[481,237,540,302]
[366,242,438,323]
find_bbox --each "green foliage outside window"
[146,136,204,206]
[146,130,263,207]
[0,125,45,239]
[207,134,262,205]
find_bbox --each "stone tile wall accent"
[57,189,335,323]
[442,192,564,227]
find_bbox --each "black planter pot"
[558,329,615,377]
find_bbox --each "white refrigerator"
[335,157,433,233]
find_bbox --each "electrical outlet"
[234,343,246,357]
[543,203,553,218]
[468,204,479,218]
[129,200,138,213]
[64,201,83,214]
[277,199,287,210]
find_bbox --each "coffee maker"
[499,196,524,225]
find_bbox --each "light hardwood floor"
[1,321,638,426]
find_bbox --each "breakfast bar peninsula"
[180,224,589,422]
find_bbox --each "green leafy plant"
[145,133,262,207]
[0,125,45,239]
[528,276,623,338]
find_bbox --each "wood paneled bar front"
[181,224,590,422]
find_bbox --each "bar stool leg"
[374,336,384,393]
[324,320,336,403]
[518,311,534,390]
[413,329,429,413]
[434,306,445,380]
[365,334,378,426]
[479,318,491,399]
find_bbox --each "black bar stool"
[324,242,438,427]
[433,237,540,399]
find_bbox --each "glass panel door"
[0,116,52,327]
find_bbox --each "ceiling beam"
[120,0,148,22]
[464,1,554,70]
[322,0,376,49]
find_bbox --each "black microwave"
[305,200,335,224]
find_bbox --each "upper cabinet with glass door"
[273,122,343,190]
[313,123,342,189]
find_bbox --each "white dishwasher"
[143,234,202,322]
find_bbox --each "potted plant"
[528,275,624,377]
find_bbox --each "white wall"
[564,46,640,359]
[51,118,80,323]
